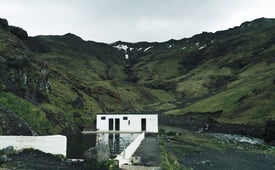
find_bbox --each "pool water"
[67,133,140,159]
[97,133,140,158]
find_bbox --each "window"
[123,117,128,120]
[128,120,130,125]
[101,116,106,120]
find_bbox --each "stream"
[211,133,265,145]
[179,131,275,170]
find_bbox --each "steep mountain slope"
[0,18,56,134]
[112,18,275,126]
[0,17,274,135]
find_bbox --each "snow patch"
[144,46,153,52]
[168,44,174,48]
[199,44,207,50]
[129,47,134,51]
[113,44,128,51]
[182,47,186,50]
[211,40,214,43]
[137,47,143,51]
[125,54,129,60]
[195,42,200,46]
[266,18,272,22]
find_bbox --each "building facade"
[96,113,158,133]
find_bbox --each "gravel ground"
[0,149,93,170]
[179,148,275,170]
[161,126,275,170]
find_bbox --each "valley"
[0,16,275,169]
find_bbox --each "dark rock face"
[0,53,51,104]
[0,19,51,104]
[8,26,28,40]
[0,18,8,28]
[264,120,275,142]
[0,18,28,40]
[0,18,55,135]
[90,86,120,99]
[159,112,222,132]
[159,113,265,139]
[72,96,85,109]
[0,105,36,135]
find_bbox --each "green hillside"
[0,17,275,135]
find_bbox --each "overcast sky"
[0,0,275,43]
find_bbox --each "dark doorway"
[141,118,146,131]
[115,118,120,131]
[109,118,114,130]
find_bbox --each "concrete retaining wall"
[0,135,67,156]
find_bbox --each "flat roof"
[97,112,158,115]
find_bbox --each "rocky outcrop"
[0,18,8,28]
[159,112,265,139]
[72,96,85,109]
[0,54,50,104]
[90,86,121,100]
[159,111,222,132]
[0,18,51,104]
[0,18,28,40]
[0,105,37,135]
[84,144,110,164]
[0,146,15,164]
[264,120,275,143]
[8,26,28,40]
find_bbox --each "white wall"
[96,114,158,133]
[0,135,67,156]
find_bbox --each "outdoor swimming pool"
[67,133,141,159]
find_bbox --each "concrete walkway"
[126,134,161,168]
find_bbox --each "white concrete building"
[96,113,158,133]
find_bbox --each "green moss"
[0,92,56,134]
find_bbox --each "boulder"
[0,154,11,163]
[0,18,8,27]
[84,144,110,164]
[1,146,15,155]
[0,146,14,164]
[264,120,275,143]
